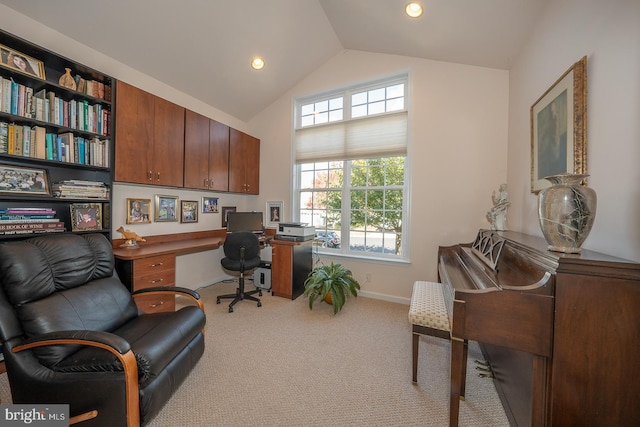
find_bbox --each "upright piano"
[438,230,640,426]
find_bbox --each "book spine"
[0,222,64,231]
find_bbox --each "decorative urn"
[537,173,596,253]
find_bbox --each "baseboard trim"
[359,290,410,305]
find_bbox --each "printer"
[276,222,316,241]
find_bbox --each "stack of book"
[51,180,109,199]
[0,207,65,236]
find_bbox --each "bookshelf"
[0,29,113,241]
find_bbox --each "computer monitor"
[226,211,264,234]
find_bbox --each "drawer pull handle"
[150,262,164,267]
[150,301,165,308]
[150,278,164,284]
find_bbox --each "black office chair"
[217,231,263,312]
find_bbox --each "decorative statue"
[116,226,146,248]
[486,184,511,231]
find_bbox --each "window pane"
[369,101,385,115]
[300,171,314,189]
[327,168,344,188]
[300,115,314,127]
[386,98,404,112]
[315,112,328,124]
[315,100,328,113]
[368,190,384,210]
[369,88,385,102]
[387,84,404,98]
[328,109,343,122]
[301,104,314,115]
[351,105,367,118]
[352,92,367,106]
[329,97,343,109]
[385,161,405,185]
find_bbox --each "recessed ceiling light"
[251,57,265,70]
[405,2,423,18]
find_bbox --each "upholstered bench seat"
[408,280,454,384]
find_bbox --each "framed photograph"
[126,198,151,224]
[0,44,46,79]
[154,195,178,222]
[202,196,219,213]
[181,200,198,223]
[530,56,587,193]
[70,203,102,232]
[266,201,284,228]
[0,164,50,195]
[221,206,236,228]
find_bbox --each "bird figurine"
[117,226,146,248]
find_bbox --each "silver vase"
[538,174,597,253]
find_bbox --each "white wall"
[507,0,640,262]
[251,50,509,302]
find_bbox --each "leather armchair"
[0,233,206,426]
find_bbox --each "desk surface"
[111,229,301,260]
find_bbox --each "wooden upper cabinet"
[115,81,185,187]
[229,128,260,194]
[184,110,229,191]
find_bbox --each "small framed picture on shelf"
[126,198,151,224]
[202,196,218,213]
[0,44,46,79]
[154,195,178,222]
[0,164,50,196]
[180,200,198,223]
[266,201,284,228]
[221,206,236,228]
[70,203,102,232]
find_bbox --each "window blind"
[295,111,407,163]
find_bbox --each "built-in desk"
[112,230,312,310]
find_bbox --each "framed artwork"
[0,44,46,79]
[266,201,283,228]
[530,56,587,193]
[0,164,50,195]
[70,203,102,232]
[202,197,218,213]
[221,206,236,227]
[154,195,178,222]
[181,200,198,223]
[126,198,151,224]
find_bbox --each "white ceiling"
[0,0,547,122]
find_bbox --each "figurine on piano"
[486,183,511,230]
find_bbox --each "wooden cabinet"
[115,81,184,187]
[0,29,113,242]
[229,128,259,194]
[184,110,229,191]
[271,240,312,299]
[115,254,176,313]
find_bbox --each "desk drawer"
[134,270,175,289]
[133,254,175,276]
[134,293,175,313]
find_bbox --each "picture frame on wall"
[70,203,102,232]
[530,56,587,193]
[266,201,283,228]
[221,206,236,228]
[0,44,46,79]
[202,197,218,213]
[126,198,151,224]
[154,195,178,222]
[0,164,50,195]
[180,200,198,223]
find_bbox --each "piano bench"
[408,280,453,384]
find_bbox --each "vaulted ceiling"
[0,0,547,121]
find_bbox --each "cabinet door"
[152,97,184,187]
[208,119,230,191]
[115,81,154,184]
[271,243,292,298]
[229,128,260,194]
[184,110,211,189]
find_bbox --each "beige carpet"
[0,280,509,426]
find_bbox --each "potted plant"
[303,262,361,314]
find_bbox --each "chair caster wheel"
[216,298,221,304]
[228,307,233,313]
[257,301,262,307]
[259,290,263,297]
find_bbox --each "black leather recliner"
[0,233,206,427]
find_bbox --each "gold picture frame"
[126,198,151,224]
[0,44,46,80]
[530,56,587,193]
[180,200,198,223]
[70,203,102,232]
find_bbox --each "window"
[294,74,409,260]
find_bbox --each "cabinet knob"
[150,278,164,284]
[150,262,164,267]
[148,171,153,181]
[204,178,209,187]
[156,172,161,182]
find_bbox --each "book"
[1,78,11,113]
[0,122,7,154]
[0,228,65,236]
[0,222,64,232]
[10,80,18,115]
[13,124,23,156]
[33,126,47,159]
